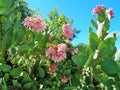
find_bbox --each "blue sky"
[26,0,120,48]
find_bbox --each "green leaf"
[1,79,7,90]
[100,74,108,85]
[31,85,37,90]
[91,19,97,29]
[14,29,25,44]
[12,80,21,88]
[1,29,12,50]
[101,60,119,75]
[16,12,21,21]
[31,59,40,75]
[23,82,33,90]
[4,73,10,82]
[0,64,11,72]
[18,44,30,52]
[21,76,31,85]
[117,81,120,89]
[72,54,87,66]
[38,67,45,78]
[117,72,120,79]
[2,13,15,31]
[0,57,4,63]
[89,31,100,51]
[0,1,5,14]
[98,38,116,59]
[89,26,93,32]
[10,68,21,78]
[1,85,7,90]
[2,0,12,11]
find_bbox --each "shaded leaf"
[72,54,87,66]
[23,82,33,90]
[89,31,100,51]
[38,67,45,78]
[101,60,118,75]
[98,38,116,59]
[91,19,97,29]
[0,64,11,72]
[10,68,21,78]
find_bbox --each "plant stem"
[90,67,93,82]
[0,15,2,54]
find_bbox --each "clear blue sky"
[26,0,120,48]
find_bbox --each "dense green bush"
[0,1,120,90]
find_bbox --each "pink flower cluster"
[24,16,46,32]
[106,8,114,19]
[93,5,105,14]
[46,43,67,63]
[48,63,58,74]
[61,75,68,83]
[62,24,73,39]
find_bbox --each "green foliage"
[0,64,11,72]
[101,60,119,75]
[91,19,97,29]
[12,80,21,88]
[72,54,87,66]
[38,67,45,78]
[23,82,33,90]
[0,1,120,89]
[89,30,100,51]
[98,38,116,59]
[10,68,21,78]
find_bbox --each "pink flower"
[52,51,66,63]
[70,48,79,55]
[106,8,114,20]
[45,45,56,58]
[24,16,46,32]
[45,43,67,63]
[62,24,73,39]
[48,63,58,74]
[58,43,67,52]
[24,17,32,27]
[93,5,105,14]
[61,75,68,83]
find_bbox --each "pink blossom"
[24,17,32,27]
[62,24,73,39]
[58,43,67,52]
[106,8,114,20]
[48,63,58,74]
[45,43,67,63]
[93,5,105,14]
[24,16,46,32]
[61,75,68,83]
[52,51,66,63]
[70,48,79,55]
[45,45,56,58]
